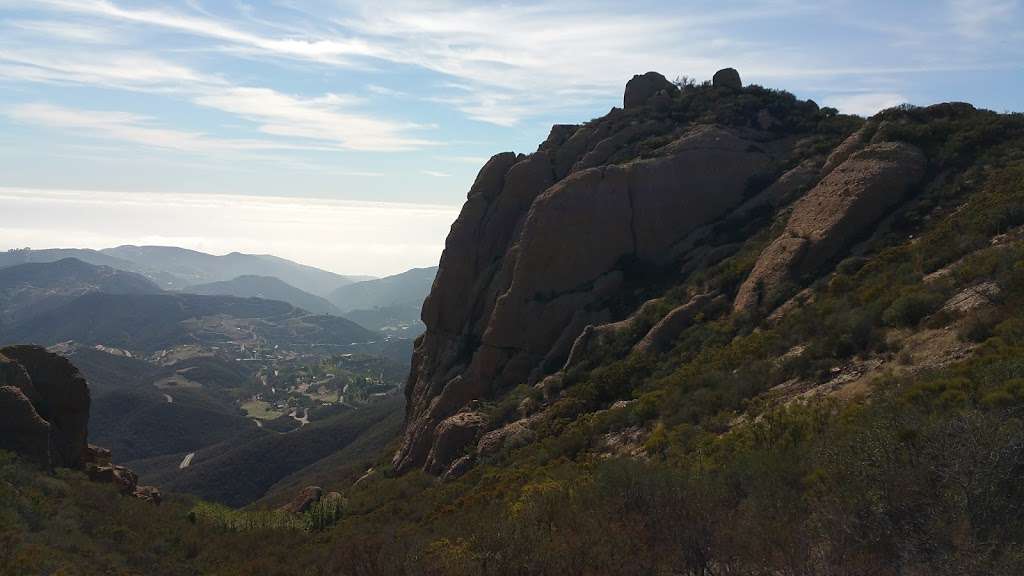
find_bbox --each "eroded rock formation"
[396,68,931,477]
[394,69,797,475]
[0,345,89,468]
[0,346,160,502]
[734,142,927,312]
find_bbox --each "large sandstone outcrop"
[395,95,779,472]
[0,355,52,467]
[0,346,161,502]
[0,346,89,468]
[735,142,927,312]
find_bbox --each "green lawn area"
[240,399,284,420]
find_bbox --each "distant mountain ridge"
[0,258,162,325]
[101,245,370,295]
[185,275,341,316]
[1,246,373,295]
[328,266,437,312]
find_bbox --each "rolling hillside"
[103,245,369,295]
[327,266,436,312]
[186,275,341,315]
[0,258,162,324]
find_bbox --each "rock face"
[633,293,725,355]
[0,346,90,469]
[425,411,487,476]
[623,72,678,109]
[394,72,788,474]
[712,67,742,90]
[280,486,324,514]
[735,142,927,312]
[395,69,921,476]
[0,346,161,503]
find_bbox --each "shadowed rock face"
[395,68,927,477]
[395,105,779,474]
[0,346,90,468]
[712,67,742,89]
[623,71,678,109]
[0,362,52,466]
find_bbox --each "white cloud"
[6,19,120,43]
[949,0,1018,39]
[420,170,450,177]
[0,47,214,89]
[0,49,436,151]
[5,102,334,153]
[193,87,436,151]
[0,187,458,276]
[823,92,908,116]
[24,0,382,63]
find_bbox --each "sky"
[0,0,1021,276]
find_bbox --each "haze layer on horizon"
[0,0,1020,274]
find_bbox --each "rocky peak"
[394,69,840,476]
[623,71,678,109]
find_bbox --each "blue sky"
[0,0,1021,275]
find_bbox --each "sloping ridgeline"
[3,70,1024,575]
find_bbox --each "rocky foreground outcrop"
[1,345,89,468]
[395,69,929,477]
[0,345,159,502]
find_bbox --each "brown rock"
[0,384,51,467]
[82,444,112,466]
[280,486,323,514]
[562,298,664,370]
[396,124,773,474]
[735,142,926,313]
[821,121,875,176]
[942,282,1001,314]
[424,412,487,475]
[132,485,162,505]
[712,68,742,90]
[633,293,725,354]
[1,345,90,468]
[477,418,537,457]
[441,455,475,482]
[623,72,678,109]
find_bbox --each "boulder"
[1,345,90,468]
[633,293,724,354]
[623,72,678,109]
[712,68,742,90]
[132,485,162,505]
[735,142,927,312]
[424,412,487,475]
[280,486,324,514]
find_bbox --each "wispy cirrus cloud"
[4,102,328,153]
[949,0,1018,39]
[0,47,213,89]
[22,0,381,63]
[0,48,435,151]
[193,87,436,151]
